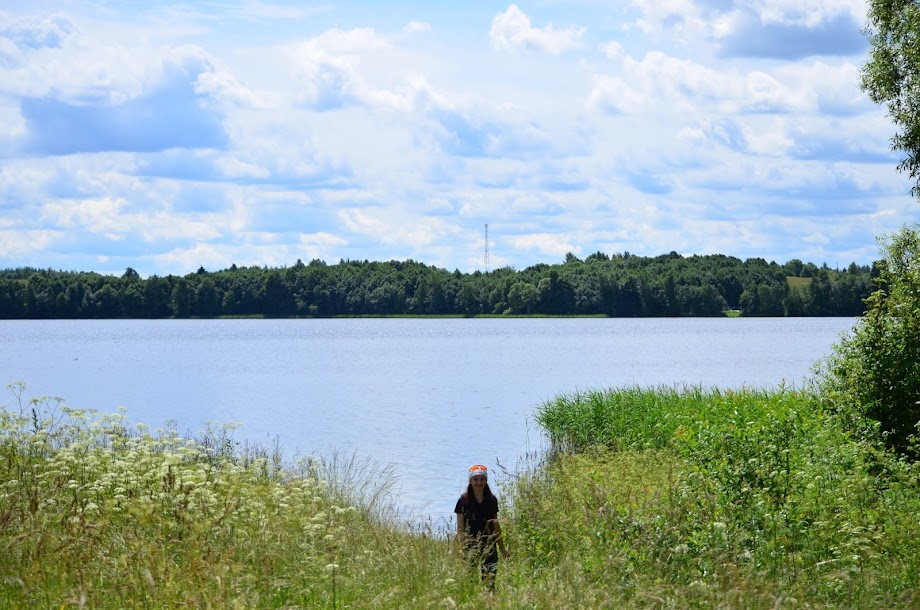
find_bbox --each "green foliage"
[820,225,920,454]
[7,382,920,607]
[861,0,920,197]
[0,252,873,319]
[521,386,920,607]
[0,385,480,609]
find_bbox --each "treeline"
[0,251,875,319]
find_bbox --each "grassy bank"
[3,385,920,608]
[525,387,920,607]
[0,388,478,608]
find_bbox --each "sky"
[0,0,916,277]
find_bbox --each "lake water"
[2,317,856,528]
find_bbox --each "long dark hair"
[462,481,495,506]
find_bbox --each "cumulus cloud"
[21,58,228,155]
[715,11,867,58]
[299,232,348,247]
[40,197,131,239]
[490,5,584,54]
[0,13,73,51]
[39,194,225,243]
[588,47,859,116]
[508,233,580,258]
[338,207,460,250]
[402,21,431,34]
[0,2,910,277]
[194,70,278,110]
[627,0,704,37]
[623,1,867,60]
[290,28,394,111]
[425,107,552,159]
[0,229,59,257]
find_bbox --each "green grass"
[528,386,920,607]
[3,383,920,608]
[786,276,813,289]
[0,388,482,609]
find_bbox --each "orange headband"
[468,464,488,481]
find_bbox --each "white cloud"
[214,156,271,179]
[338,208,460,249]
[743,0,866,26]
[41,197,129,236]
[0,2,911,277]
[0,229,59,256]
[490,5,584,54]
[588,46,862,117]
[38,195,226,244]
[195,70,278,110]
[627,0,704,37]
[288,28,406,111]
[0,13,74,50]
[509,233,580,258]
[300,232,348,247]
[402,21,431,35]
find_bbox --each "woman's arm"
[489,518,510,559]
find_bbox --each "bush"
[820,225,920,454]
[519,386,920,606]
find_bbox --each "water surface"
[1,317,856,526]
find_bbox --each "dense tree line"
[0,251,875,319]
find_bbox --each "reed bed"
[520,386,920,607]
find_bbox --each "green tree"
[821,225,920,454]
[144,275,171,318]
[120,284,144,317]
[507,281,538,314]
[0,279,25,318]
[861,0,920,196]
[194,278,220,317]
[263,273,294,317]
[171,278,193,318]
[94,284,119,318]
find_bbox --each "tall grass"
[518,386,920,607]
[0,384,482,609]
[5,382,920,608]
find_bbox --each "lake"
[2,317,856,528]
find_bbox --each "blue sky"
[0,0,915,277]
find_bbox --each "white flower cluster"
[1,402,359,572]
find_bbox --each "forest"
[0,251,874,319]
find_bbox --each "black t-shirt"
[455,492,499,541]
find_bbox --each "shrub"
[819,225,920,454]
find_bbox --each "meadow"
[3,380,920,609]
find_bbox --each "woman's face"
[470,475,487,489]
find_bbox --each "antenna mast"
[484,223,490,273]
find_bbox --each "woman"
[454,464,510,589]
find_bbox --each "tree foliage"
[0,252,873,320]
[861,0,920,196]
[821,225,920,454]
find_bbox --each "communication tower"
[484,223,490,273]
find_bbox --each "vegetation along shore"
[1,225,920,608]
[2,250,872,319]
